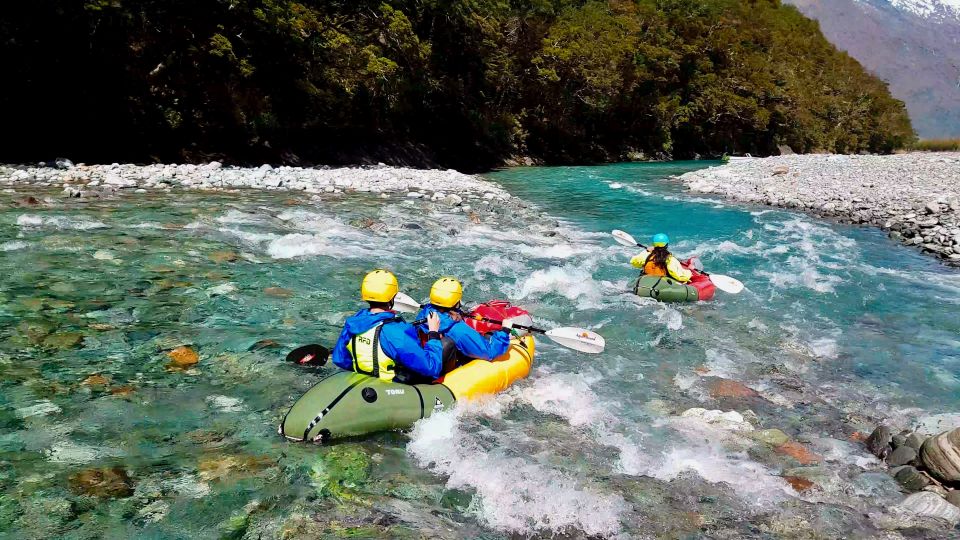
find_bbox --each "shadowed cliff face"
[786,0,960,138]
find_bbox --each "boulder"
[947,490,960,508]
[894,491,960,527]
[866,425,893,458]
[925,201,941,215]
[919,428,960,483]
[886,446,917,467]
[892,465,930,492]
[905,433,926,451]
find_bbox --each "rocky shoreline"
[0,161,510,208]
[678,153,960,265]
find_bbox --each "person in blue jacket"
[332,269,445,383]
[415,277,511,363]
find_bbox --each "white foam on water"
[15,400,61,419]
[216,209,264,224]
[205,395,245,412]
[510,263,604,309]
[641,415,793,504]
[46,441,123,464]
[519,242,592,260]
[517,371,611,428]
[608,182,624,189]
[407,408,627,537]
[623,185,654,196]
[17,214,109,230]
[807,337,839,360]
[1,240,28,251]
[266,234,328,259]
[471,254,517,277]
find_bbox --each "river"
[1,161,958,538]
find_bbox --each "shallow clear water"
[1,162,958,539]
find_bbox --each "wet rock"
[749,429,790,447]
[81,374,110,387]
[886,446,917,467]
[110,385,136,397]
[310,444,371,496]
[209,250,240,263]
[708,378,758,399]
[400,222,422,230]
[135,499,169,524]
[264,287,293,298]
[68,467,134,498]
[892,465,930,491]
[947,490,960,508]
[866,425,893,458]
[198,454,274,482]
[893,491,960,527]
[166,346,199,368]
[17,319,55,344]
[775,441,822,465]
[919,428,960,483]
[891,431,908,449]
[784,475,815,493]
[905,433,926,451]
[41,332,84,350]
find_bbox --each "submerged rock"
[209,250,240,263]
[167,346,199,369]
[68,467,134,498]
[708,378,758,399]
[919,428,960,483]
[41,332,84,350]
[775,441,822,465]
[750,429,790,447]
[264,287,293,298]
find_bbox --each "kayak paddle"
[610,229,744,294]
[393,292,605,354]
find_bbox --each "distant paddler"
[630,233,694,283]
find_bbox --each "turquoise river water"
[1,162,958,538]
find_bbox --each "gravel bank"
[0,161,509,206]
[678,153,960,265]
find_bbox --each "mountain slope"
[786,0,960,138]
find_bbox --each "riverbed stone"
[41,332,84,350]
[866,425,893,458]
[167,346,199,368]
[919,428,960,483]
[709,378,758,399]
[68,467,134,498]
[750,429,790,446]
[892,465,930,491]
[775,441,822,465]
[947,490,960,508]
[905,433,926,451]
[886,446,917,467]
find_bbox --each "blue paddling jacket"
[332,309,443,380]
[415,304,511,361]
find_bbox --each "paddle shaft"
[412,314,546,335]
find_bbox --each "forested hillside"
[0,0,915,169]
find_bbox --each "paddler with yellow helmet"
[630,233,693,282]
[331,270,445,383]
[415,277,511,362]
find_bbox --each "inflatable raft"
[279,301,535,443]
[633,260,716,302]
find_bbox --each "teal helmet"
[652,233,670,247]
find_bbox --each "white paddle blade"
[392,292,422,313]
[611,229,639,247]
[710,274,744,294]
[544,327,605,354]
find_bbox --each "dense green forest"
[0,0,914,169]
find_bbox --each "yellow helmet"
[430,277,463,308]
[361,269,399,303]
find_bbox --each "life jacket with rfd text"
[345,317,402,381]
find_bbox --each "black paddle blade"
[286,344,330,367]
